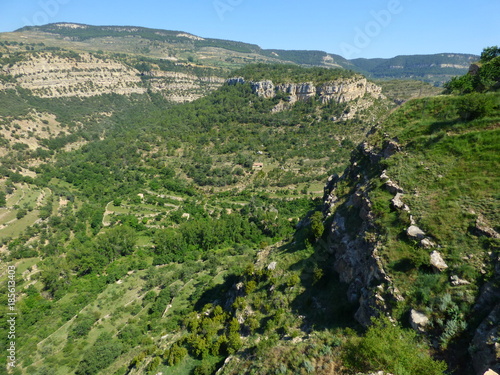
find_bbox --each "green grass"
[363,92,500,347]
[0,209,39,238]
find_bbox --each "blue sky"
[0,0,498,59]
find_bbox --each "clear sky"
[0,0,498,59]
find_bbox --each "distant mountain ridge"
[8,22,479,85]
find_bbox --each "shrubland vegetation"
[233,63,356,84]
[0,42,497,375]
[444,46,500,93]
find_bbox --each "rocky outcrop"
[1,52,145,98]
[317,77,383,104]
[471,252,500,375]
[473,215,500,239]
[148,71,224,102]
[227,75,385,118]
[275,82,316,103]
[407,225,426,241]
[410,309,430,332]
[322,142,405,327]
[430,251,448,272]
[0,52,225,101]
[471,304,500,375]
[250,80,275,99]
[450,275,470,286]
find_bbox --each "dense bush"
[343,317,447,375]
[444,46,500,94]
[457,93,496,120]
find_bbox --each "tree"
[165,344,187,366]
[76,333,123,375]
[16,209,27,220]
[69,314,97,340]
[97,225,137,261]
[310,211,324,240]
[481,46,500,62]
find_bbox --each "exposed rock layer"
[0,52,224,101]
[227,76,385,119]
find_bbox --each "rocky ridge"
[1,52,145,98]
[227,76,384,119]
[321,140,405,327]
[0,52,224,101]
[321,132,500,374]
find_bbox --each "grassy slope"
[364,92,499,370]
[0,60,476,375]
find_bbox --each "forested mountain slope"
[2,22,478,84]
[0,29,497,375]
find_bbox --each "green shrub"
[343,316,447,375]
[16,209,28,220]
[457,93,495,120]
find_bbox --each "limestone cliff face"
[1,52,145,98]
[0,52,224,101]
[229,76,383,103]
[318,77,383,104]
[227,76,385,119]
[147,70,224,103]
[275,82,317,103]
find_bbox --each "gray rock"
[410,309,429,332]
[407,225,426,240]
[475,215,500,239]
[383,140,401,158]
[275,82,316,103]
[391,193,405,209]
[226,77,245,85]
[430,251,448,272]
[420,238,436,249]
[471,304,500,375]
[385,180,404,194]
[380,170,390,181]
[451,275,471,286]
[251,80,275,99]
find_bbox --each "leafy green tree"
[165,344,188,366]
[68,314,97,340]
[118,324,142,346]
[16,208,27,220]
[97,225,137,261]
[76,333,123,375]
[481,46,500,62]
[310,211,324,240]
[193,360,215,375]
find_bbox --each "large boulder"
[410,309,429,332]
[407,225,426,240]
[430,251,448,272]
